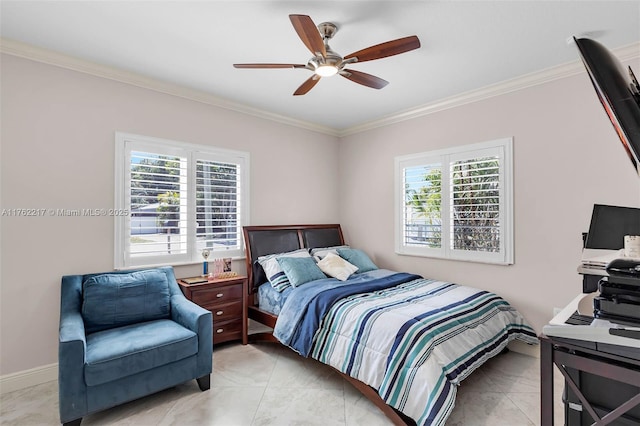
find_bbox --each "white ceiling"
[2,1,639,133]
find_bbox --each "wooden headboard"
[242,224,344,294]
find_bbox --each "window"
[115,132,249,269]
[395,138,513,264]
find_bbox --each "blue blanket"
[273,269,538,425]
[273,269,421,356]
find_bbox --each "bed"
[242,224,537,426]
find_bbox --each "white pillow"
[310,245,350,261]
[317,252,359,281]
[258,248,310,292]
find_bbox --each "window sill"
[115,255,247,271]
[396,250,513,266]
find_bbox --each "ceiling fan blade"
[233,63,307,69]
[340,69,389,89]
[344,35,420,63]
[293,75,321,96]
[289,14,326,57]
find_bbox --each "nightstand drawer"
[191,283,242,305]
[213,318,242,344]
[208,301,243,322]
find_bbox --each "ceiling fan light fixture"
[234,14,421,95]
[315,64,338,77]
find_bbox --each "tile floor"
[1,342,565,426]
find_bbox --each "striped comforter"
[273,270,537,426]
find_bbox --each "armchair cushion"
[84,319,197,386]
[82,269,171,334]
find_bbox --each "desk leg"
[540,338,554,426]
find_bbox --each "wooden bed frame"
[242,224,415,426]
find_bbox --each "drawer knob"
[216,310,224,316]
[216,293,224,298]
[216,328,224,334]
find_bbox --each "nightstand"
[178,276,248,346]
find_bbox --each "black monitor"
[585,204,640,250]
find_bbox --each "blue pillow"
[257,248,310,292]
[337,248,378,273]
[82,269,171,334]
[277,256,327,287]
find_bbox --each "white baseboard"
[0,363,58,394]
[508,340,540,358]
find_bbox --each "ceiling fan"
[233,14,421,96]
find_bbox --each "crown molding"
[0,38,340,137]
[338,41,640,137]
[2,38,638,138]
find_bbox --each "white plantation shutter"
[450,157,501,253]
[395,138,513,265]
[196,158,243,253]
[115,133,249,269]
[129,151,188,260]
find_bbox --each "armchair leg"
[196,374,210,391]
[63,418,82,426]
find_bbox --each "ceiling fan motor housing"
[318,22,338,40]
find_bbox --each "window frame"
[394,137,514,265]
[114,132,250,269]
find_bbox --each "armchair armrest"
[170,294,210,332]
[59,311,87,380]
[171,294,213,377]
[59,311,86,349]
[59,275,88,423]
[59,274,87,354]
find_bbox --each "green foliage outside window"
[406,157,500,253]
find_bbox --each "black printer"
[594,258,640,325]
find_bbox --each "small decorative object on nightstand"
[178,275,248,346]
[201,249,211,276]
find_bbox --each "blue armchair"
[58,266,212,425]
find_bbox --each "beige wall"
[0,54,340,375]
[2,51,640,378]
[337,59,640,333]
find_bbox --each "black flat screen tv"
[574,37,640,176]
